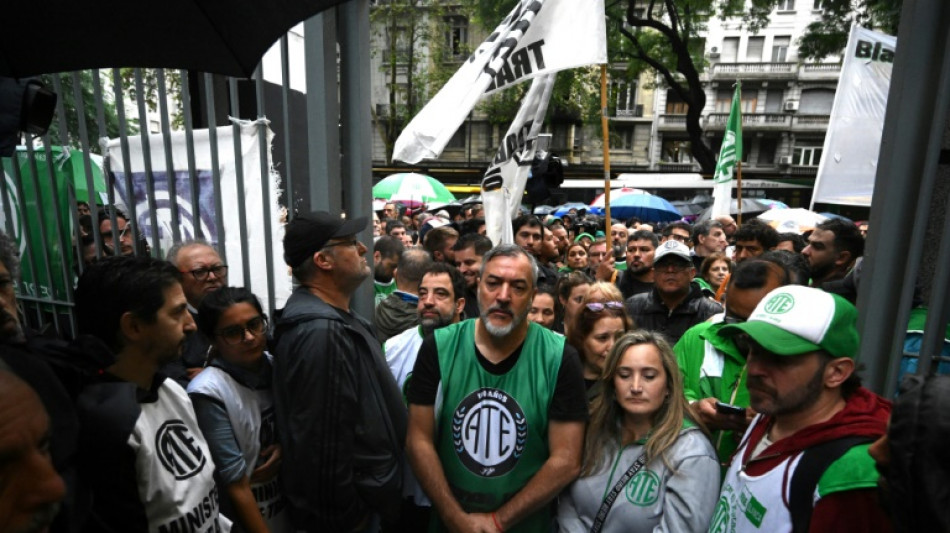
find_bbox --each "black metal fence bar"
[254,69,277,315]
[157,70,182,245]
[180,70,203,241]
[227,77,252,290]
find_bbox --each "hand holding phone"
[715,401,746,417]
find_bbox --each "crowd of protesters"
[2,197,946,533]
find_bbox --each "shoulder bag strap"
[590,453,647,533]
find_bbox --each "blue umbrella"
[609,194,682,222]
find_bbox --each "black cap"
[283,211,368,267]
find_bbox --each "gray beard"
[480,307,528,338]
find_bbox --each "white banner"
[105,119,292,308]
[393,0,606,164]
[483,74,555,246]
[811,25,896,207]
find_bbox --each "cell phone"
[715,401,746,417]
[613,244,624,262]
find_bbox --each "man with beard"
[383,263,466,530]
[547,219,570,267]
[375,249,433,343]
[373,235,404,307]
[615,229,657,299]
[803,219,864,295]
[73,256,227,532]
[625,240,721,344]
[0,369,67,533]
[452,233,492,321]
[712,285,891,533]
[406,244,587,532]
[273,211,407,531]
[165,241,229,382]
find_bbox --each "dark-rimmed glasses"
[215,315,268,345]
[322,238,361,250]
[181,264,228,281]
[585,301,623,312]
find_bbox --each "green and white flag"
[711,82,742,218]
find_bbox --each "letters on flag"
[482,74,555,246]
[711,82,743,218]
[393,0,607,164]
[811,25,896,207]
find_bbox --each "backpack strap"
[789,436,874,533]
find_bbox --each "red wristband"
[491,512,504,532]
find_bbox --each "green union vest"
[433,320,564,533]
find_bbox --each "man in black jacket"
[625,240,722,344]
[274,211,407,532]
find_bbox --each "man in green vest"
[406,244,588,533]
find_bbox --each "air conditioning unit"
[783,100,799,112]
[779,156,792,166]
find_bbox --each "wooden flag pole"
[737,160,743,225]
[601,64,612,250]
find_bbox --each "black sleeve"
[406,334,441,405]
[549,344,590,421]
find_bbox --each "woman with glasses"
[188,287,292,532]
[557,331,719,532]
[567,282,633,396]
[555,271,593,336]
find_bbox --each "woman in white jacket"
[558,331,720,533]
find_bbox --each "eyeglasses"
[732,333,782,360]
[322,238,361,250]
[182,264,228,281]
[722,313,745,325]
[585,301,624,312]
[668,234,689,243]
[102,225,131,240]
[215,315,268,345]
[656,262,691,273]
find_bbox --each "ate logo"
[625,470,660,506]
[453,388,528,478]
[763,293,795,315]
[156,419,207,480]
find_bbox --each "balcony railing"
[706,113,790,128]
[658,114,688,128]
[791,115,831,128]
[801,63,841,73]
[711,62,796,76]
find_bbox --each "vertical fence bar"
[157,70,181,244]
[204,74,226,259]
[36,137,77,338]
[134,69,163,258]
[21,140,61,335]
[180,70,203,241]
[254,69,277,314]
[71,71,114,264]
[280,36,295,221]
[111,70,141,258]
[305,11,341,213]
[228,78,252,288]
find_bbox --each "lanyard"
[591,449,647,533]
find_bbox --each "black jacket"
[272,287,407,531]
[624,282,723,344]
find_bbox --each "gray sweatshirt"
[557,426,719,533]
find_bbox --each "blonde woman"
[558,331,719,533]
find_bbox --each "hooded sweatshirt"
[711,387,892,533]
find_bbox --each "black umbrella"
[670,201,705,216]
[1,0,348,78]
[459,194,483,205]
[695,198,774,223]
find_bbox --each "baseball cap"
[720,285,859,359]
[653,240,692,264]
[283,211,368,267]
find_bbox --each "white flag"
[393,0,606,164]
[811,25,896,207]
[483,74,556,246]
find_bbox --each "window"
[793,145,823,166]
[445,128,466,150]
[614,127,636,151]
[665,90,688,114]
[661,140,693,163]
[384,26,411,63]
[777,0,795,11]
[812,0,823,9]
[799,88,836,114]
[765,89,785,113]
[722,37,739,62]
[715,89,757,113]
[746,37,765,62]
[758,138,778,165]
[444,16,468,59]
[772,36,791,62]
[612,80,637,116]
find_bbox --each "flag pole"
[735,80,743,225]
[601,64,612,250]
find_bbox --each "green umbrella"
[373,172,455,207]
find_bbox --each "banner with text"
[393,0,606,164]
[811,25,896,207]
[483,74,555,246]
[105,119,291,308]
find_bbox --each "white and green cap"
[720,285,859,359]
